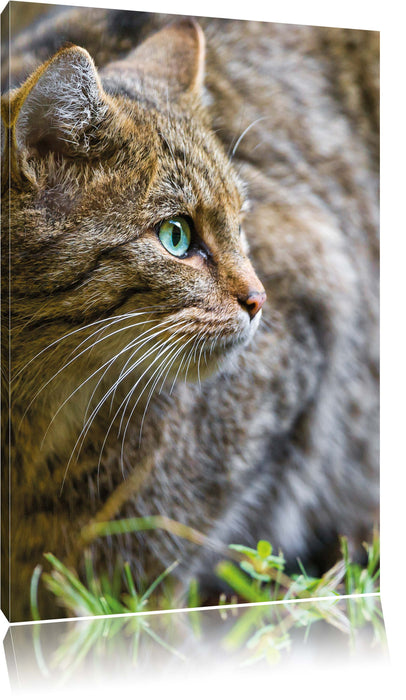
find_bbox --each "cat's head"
[3,19,265,404]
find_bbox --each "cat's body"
[1,5,379,621]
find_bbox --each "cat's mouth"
[159,306,261,381]
[206,313,260,358]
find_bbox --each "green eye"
[158,217,192,257]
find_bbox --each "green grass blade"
[30,565,42,621]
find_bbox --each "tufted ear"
[1,45,110,187]
[101,18,206,100]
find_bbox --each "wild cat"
[1,5,379,620]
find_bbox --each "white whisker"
[35,318,168,441]
[121,330,189,461]
[13,309,159,381]
[231,116,269,159]
[95,325,191,486]
[115,321,190,438]
[94,336,173,488]
[60,321,189,493]
[83,316,185,424]
[19,312,171,430]
[107,316,186,411]
[138,333,190,445]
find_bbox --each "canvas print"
[1,2,379,622]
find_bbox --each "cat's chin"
[177,313,261,384]
[177,346,241,384]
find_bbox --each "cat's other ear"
[102,18,205,99]
[1,45,110,185]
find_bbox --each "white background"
[0,0,404,697]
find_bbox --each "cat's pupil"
[172,225,181,247]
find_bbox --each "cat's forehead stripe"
[155,117,243,203]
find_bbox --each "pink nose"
[239,290,266,320]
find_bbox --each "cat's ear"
[102,18,205,99]
[1,45,110,185]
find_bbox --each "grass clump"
[31,518,380,619]
[31,550,178,619]
[29,522,383,675]
[217,532,380,604]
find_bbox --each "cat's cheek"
[172,252,207,271]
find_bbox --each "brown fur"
[1,5,379,621]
